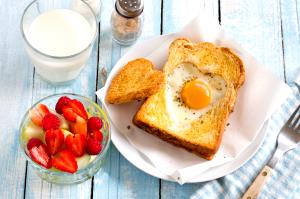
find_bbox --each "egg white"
[165,63,227,130]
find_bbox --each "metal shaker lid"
[116,0,144,18]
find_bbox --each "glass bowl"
[19,93,110,184]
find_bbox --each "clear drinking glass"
[21,0,97,84]
[79,0,102,21]
[19,94,111,184]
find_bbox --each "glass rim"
[20,0,98,59]
[19,93,111,176]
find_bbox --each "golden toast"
[106,58,165,104]
[133,38,245,160]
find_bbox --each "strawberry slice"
[29,144,52,168]
[42,113,61,130]
[62,106,77,122]
[55,96,71,114]
[65,134,86,157]
[29,104,50,126]
[68,99,88,120]
[70,116,87,137]
[88,130,103,143]
[87,117,103,132]
[45,129,64,155]
[52,149,78,173]
[27,138,43,150]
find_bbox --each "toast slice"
[133,39,245,160]
[106,58,165,104]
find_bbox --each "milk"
[24,9,96,83]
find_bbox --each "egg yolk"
[181,79,211,109]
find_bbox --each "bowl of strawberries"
[19,93,110,184]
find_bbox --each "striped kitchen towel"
[192,85,300,199]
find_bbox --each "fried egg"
[165,63,227,129]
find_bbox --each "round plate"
[111,120,267,183]
[101,35,268,183]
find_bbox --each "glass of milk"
[21,0,97,84]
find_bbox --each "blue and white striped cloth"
[193,85,300,199]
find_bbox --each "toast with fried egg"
[106,58,165,104]
[133,38,245,160]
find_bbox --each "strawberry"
[42,113,61,131]
[87,117,103,132]
[27,138,43,150]
[68,99,88,120]
[45,129,64,155]
[86,138,102,155]
[29,144,52,168]
[88,130,103,143]
[62,106,77,122]
[29,104,50,126]
[65,134,86,157]
[55,96,71,114]
[62,99,88,122]
[70,116,87,137]
[52,149,78,173]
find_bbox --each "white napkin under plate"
[96,15,292,184]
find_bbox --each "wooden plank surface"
[162,0,219,34]
[221,0,284,79]
[92,0,161,198]
[280,0,300,82]
[0,0,33,198]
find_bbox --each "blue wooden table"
[1,0,299,198]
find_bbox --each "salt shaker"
[111,0,144,45]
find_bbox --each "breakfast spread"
[22,96,104,173]
[106,58,164,104]
[107,38,245,160]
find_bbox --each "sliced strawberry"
[62,106,77,122]
[45,129,64,155]
[52,149,78,173]
[42,113,61,131]
[29,104,50,126]
[88,130,103,143]
[69,99,88,120]
[65,134,86,157]
[86,138,102,155]
[29,144,52,168]
[55,96,71,114]
[70,116,87,137]
[27,138,43,150]
[87,117,103,132]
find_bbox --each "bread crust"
[106,58,165,104]
[133,116,216,160]
[133,39,245,160]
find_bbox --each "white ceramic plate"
[110,121,267,183]
[97,35,269,183]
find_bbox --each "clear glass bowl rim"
[20,0,98,59]
[19,93,111,177]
